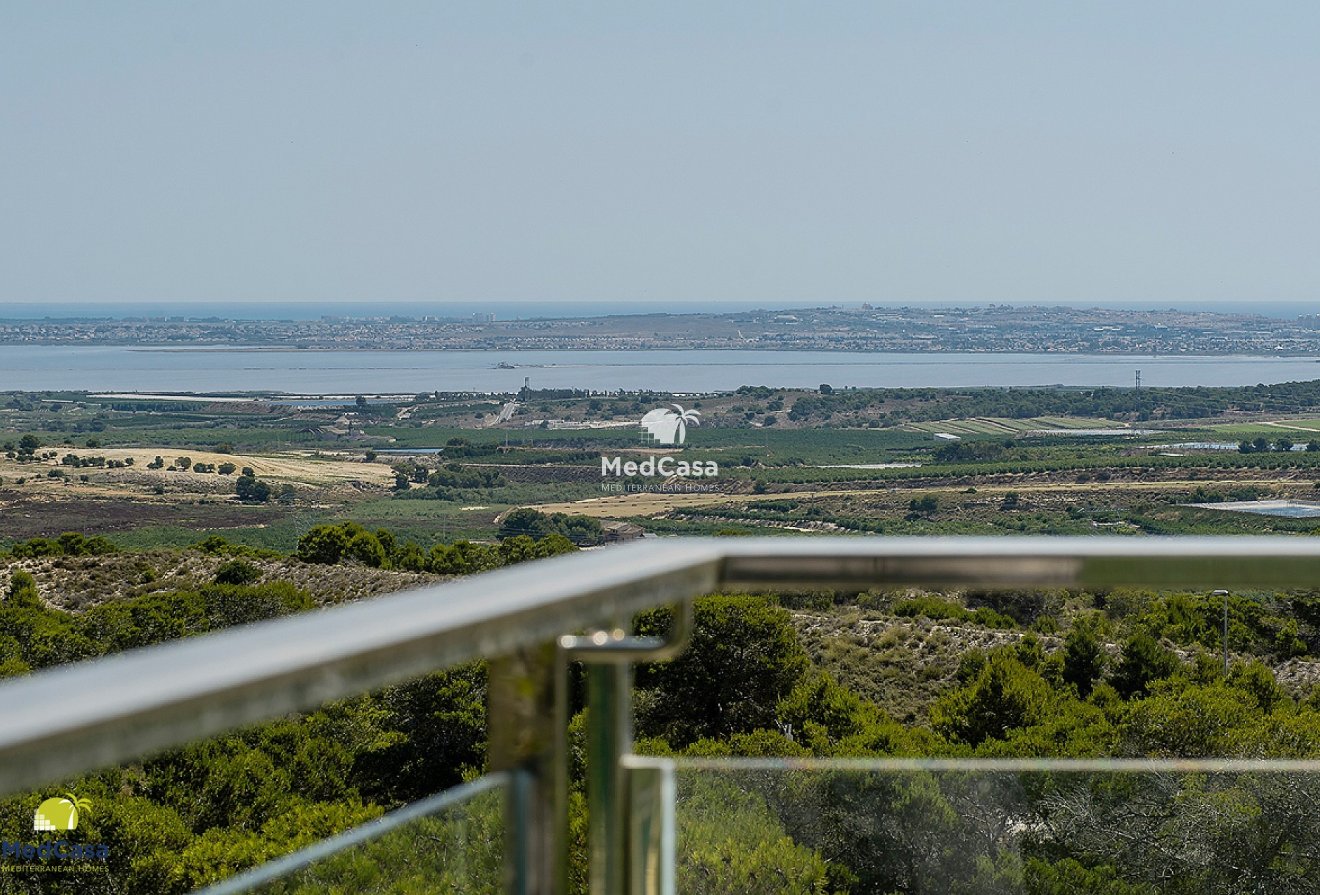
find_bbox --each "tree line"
[785,379,1320,424]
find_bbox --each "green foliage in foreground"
[650,595,1320,894]
[0,573,312,675]
[251,783,505,895]
[677,776,837,895]
[679,758,1320,894]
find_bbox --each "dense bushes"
[931,652,1055,746]
[1134,589,1311,660]
[633,592,1320,891]
[893,595,1016,629]
[234,474,272,502]
[1061,616,1107,697]
[634,596,811,745]
[3,531,116,559]
[497,507,605,545]
[294,521,577,574]
[60,452,134,469]
[0,571,312,674]
[213,559,261,586]
[386,455,507,498]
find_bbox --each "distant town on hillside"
[5,304,1320,354]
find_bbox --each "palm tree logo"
[33,793,92,831]
[639,405,701,445]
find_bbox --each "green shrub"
[214,559,262,586]
[892,595,1015,629]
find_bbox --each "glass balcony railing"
[7,536,1320,894]
[627,756,1320,895]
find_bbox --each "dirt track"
[530,476,1315,519]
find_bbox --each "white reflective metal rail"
[4,536,1320,798]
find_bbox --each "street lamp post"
[1212,589,1230,676]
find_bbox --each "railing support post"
[587,662,631,895]
[563,602,693,895]
[489,642,566,895]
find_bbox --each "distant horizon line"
[7,298,1316,305]
[3,299,1315,324]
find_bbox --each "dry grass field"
[0,448,395,541]
[0,447,392,496]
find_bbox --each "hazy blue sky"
[4,2,1319,306]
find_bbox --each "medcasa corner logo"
[2,791,109,866]
[34,794,91,832]
[639,404,700,446]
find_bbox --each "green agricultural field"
[1209,419,1320,438]
[905,416,1131,435]
[12,387,1320,551]
[1030,415,1131,429]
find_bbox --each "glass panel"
[199,773,506,895]
[629,761,676,895]
[642,758,1320,895]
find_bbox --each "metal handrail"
[621,755,1320,774]
[5,535,1320,798]
[0,538,722,797]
